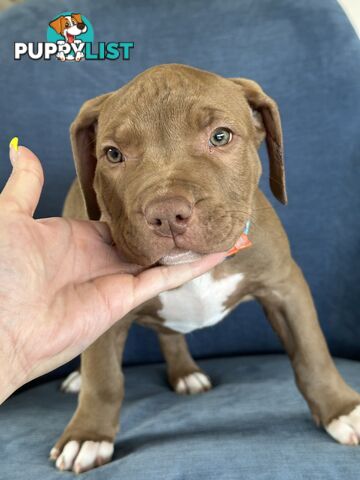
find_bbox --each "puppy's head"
[71,64,286,266]
[49,13,87,37]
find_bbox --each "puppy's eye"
[105,147,124,163]
[65,22,70,28]
[209,128,232,147]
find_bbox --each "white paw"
[50,440,114,473]
[326,405,360,445]
[56,52,66,61]
[175,372,212,395]
[61,371,82,394]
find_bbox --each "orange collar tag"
[226,220,252,257]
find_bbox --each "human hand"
[0,141,226,403]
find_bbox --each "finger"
[30,252,227,377]
[1,146,44,216]
[133,252,227,305]
[90,251,226,326]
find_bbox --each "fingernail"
[9,137,19,164]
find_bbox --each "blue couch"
[0,0,359,478]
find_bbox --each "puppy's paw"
[60,371,82,394]
[175,372,212,395]
[50,440,114,473]
[56,52,66,62]
[326,405,360,445]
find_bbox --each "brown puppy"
[50,65,360,473]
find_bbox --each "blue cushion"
[0,0,359,369]
[1,355,360,479]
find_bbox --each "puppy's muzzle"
[144,196,193,237]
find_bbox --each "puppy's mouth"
[158,248,204,266]
[113,218,252,267]
[157,223,252,266]
[65,33,75,43]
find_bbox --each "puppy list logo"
[14,12,134,62]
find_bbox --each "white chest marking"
[158,271,245,334]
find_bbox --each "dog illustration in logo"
[49,13,87,62]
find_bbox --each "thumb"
[1,140,44,216]
[89,251,226,329]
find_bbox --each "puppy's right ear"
[49,17,64,34]
[70,92,112,220]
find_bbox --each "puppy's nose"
[144,196,193,236]
[77,22,86,30]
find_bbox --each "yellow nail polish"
[9,137,19,151]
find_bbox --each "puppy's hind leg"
[257,259,360,445]
[158,331,212,395]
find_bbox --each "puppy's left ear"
[70,92,113,220]
[230,78,287,205]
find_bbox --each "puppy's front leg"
[50,320,131,473]
[158,331,212,394]
[257,259,360,445]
